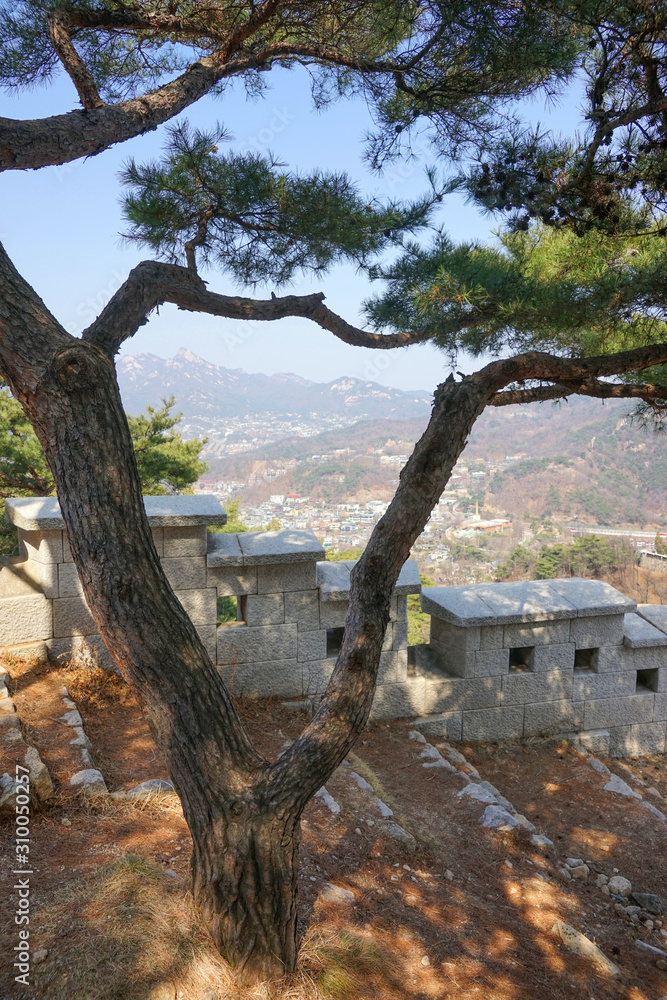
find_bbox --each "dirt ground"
[1,655,667,1000]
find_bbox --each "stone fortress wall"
[1,496,666,759]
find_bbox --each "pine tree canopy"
[0,391,207,499]
[120,122,436,282]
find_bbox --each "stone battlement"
[0,497,665,757]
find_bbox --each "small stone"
[630,892,664,916]
[645,919,654,931]
[381,821,417,853]
[126,778,175,798]
[596,873,609,887]
[588,757,610,774]
[480,805,519,831]
[646,786,664,799]
[530,833,553,851]
[408,730,427,744]
[625,905,641,917]
[458,783,498,805]
[661,929,667,939]
[608,875,632,897]
[604,774,642,799]
[33,948,48,964]
[559,867,572,881]
[551,920,619,976]
[635,939,667,959]
[69,768,107,795]
[61,817,71,827]
[444,870,454,881]
[354,827,361,835]
[314,787,341,816]
[0,697,16,713]
[566,858,585,868]
[503,859,513,870]
[147,984,176,1000]
[420,955,430,967]
[110,790,127,800]
[420,745,442,760]
[657,959,667,971]
[615,903,627,916]
[69,727,92,750]
[321,883,355,904]
[570,864,590,881]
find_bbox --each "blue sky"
[2,65,580,391]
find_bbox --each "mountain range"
[117,349,431,421]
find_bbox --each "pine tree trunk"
[192,805,301,981]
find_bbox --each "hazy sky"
[2,65,578,392]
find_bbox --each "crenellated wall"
[0,497,665,757]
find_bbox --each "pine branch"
[81,260,432,356]
[490,378,667,406]
[47,11,104,109]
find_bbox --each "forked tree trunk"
[0,244,499,982]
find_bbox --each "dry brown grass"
[31,850,392,1000]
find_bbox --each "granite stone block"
[412,712,463,741]
[394,560,422,595]
[637,604,667,636]
[7,495,227,530]
[474,580,577,623]
[284,589,320,630]
[23,558,58,599]
[461,705,525,741]
[160,556,206,591]
[195,625,217,662]
[502,669,573,706]
[570,614,624,648]
[316,561,351,601]
[297,630,327,663]
[20,529,63,564]
[58,562,84,599]
[378,649,408,684]
[503,620,571,647]
[531,643,576,673]
[593,645,625,672]
[545,577,635,616]
[302,658,336,695]
[0,594,53,646]
[428,640,475,678]
[207,564,258,596]
[392,619,408,650]
[52,596,94,639]
[62,533,73,562]
[573,671,636,701]
[206,533,243,567]
[320,600,348,629]
[370,680,425,720]
[219,658,301,698]
[421,586,498,627]
[393,595,408,621]
[572,729,610,754]
[623,612,667,648]
[216,623,297,665]
[239,529,324,565]
[524,700,577,736]
[622,646,667,672]
[163,526,207,557]
[583,693,655,729]
[381,623,394,652]
[654,693,667,721]
[244,594,285,627]
[473,648,510,677]
[422,675,502,715]
[608,722,666,758]
[258,561,317,594]
[430,618,481,651]
[175,588,217,626]
[479,625,505,650]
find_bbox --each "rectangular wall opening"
[509,646,534,673]
[636,668,659,693]
[217,595,246,626]
[326,627,345,657]
[574,648,598,672]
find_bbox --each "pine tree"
[1,1,667,983]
